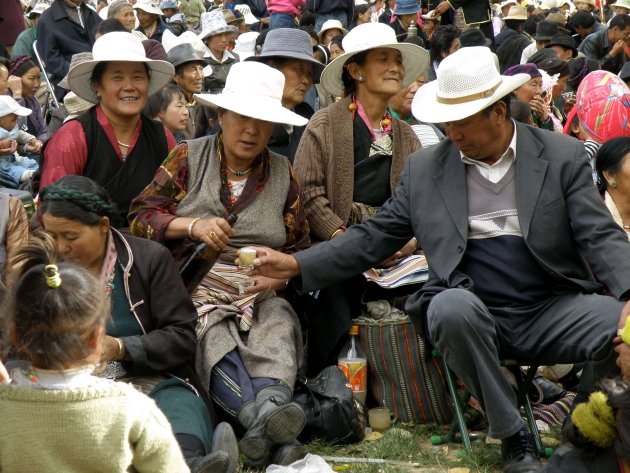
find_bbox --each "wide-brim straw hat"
[247,28,325,83]
[59,52,93,90]
[133,0,163,15]
[614,0,630,9]
[318,19,348,43]
[194,62,308,127]
[67,32,175,104]
[412,46,530,123]
[320,22,429,97]
[64,92,95,116]
[198,9,238,41]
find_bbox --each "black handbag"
[292,365,365,445]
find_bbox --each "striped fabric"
[357,319,454,423]
[192,262,274,331]
[531,392,575,428]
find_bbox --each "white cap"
[0,96,32,118]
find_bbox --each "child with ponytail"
[0,236,189,472]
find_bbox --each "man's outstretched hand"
[237,247,301,281]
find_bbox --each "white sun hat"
[233,31,259,60]
[194,62,308,127]
[317,19,348,43]
[614,0,630,9]
[67,32,175,104]
[319,22,429,97]
[234,4,259,25]
[412,46,530,123]
[198,9,238,41]
[133,0,163,15]
[0,95,32,118]
[162,29,207,56]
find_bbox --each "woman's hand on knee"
[192,217,235,251]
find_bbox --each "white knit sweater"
[0,378,190,473]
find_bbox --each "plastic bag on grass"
[266,454,334,473]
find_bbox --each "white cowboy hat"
[67,32,175,104]
[234,4,259,24]
[133,0,163,15]
[412,46,530,123]
[318,19,348,43]
[320,22,429,97]
[194,62,308,127]
[613,0,630,9]
[198,9,237,41]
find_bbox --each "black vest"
[75,109,168,226]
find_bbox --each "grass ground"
[241,422,562,472]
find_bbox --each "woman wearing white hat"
[129,61,311,468]
[134,0,170,42]
[199,9,240,93]
[291,22,427,375]
[40,32,177,225]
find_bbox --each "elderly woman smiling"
[40,32,177,225]
[129,62,311,467]
[292,22,427,374]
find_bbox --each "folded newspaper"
[362,254,429,288]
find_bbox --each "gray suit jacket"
[295,122,630,333]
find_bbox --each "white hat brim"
[195,93,308,127]
[134,4,164,15]
[10,105,32,117]
[320,43,429,97]
[67,59,176,104]
[199,25,238,41]
[412,73,531,123]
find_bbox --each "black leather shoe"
[272,440,308,466]
[501,427,543,473]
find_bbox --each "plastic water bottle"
[338,325,368,404]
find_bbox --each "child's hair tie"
[44,264,62,288]
[571,391,616,448]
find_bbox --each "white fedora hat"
[0,95,32,117]
[67,32,175,104]
[194,62,308,127]
[614,0,630,9]
[412,46,530,123]
[320,22,429,97]
[133,0,164,15]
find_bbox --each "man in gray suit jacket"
[245,47,630,473]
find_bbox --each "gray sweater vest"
[176,136,290,253]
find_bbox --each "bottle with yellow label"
[338,325,367,404]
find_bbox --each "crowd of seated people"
[1,1,630,471]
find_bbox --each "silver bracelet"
[188,218,201,240]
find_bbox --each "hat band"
[436,80,503,104]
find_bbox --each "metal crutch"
[32,39,60,110]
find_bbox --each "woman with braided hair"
[7,55,49,145]
[38,175,239,473]
[0,235,189,472]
